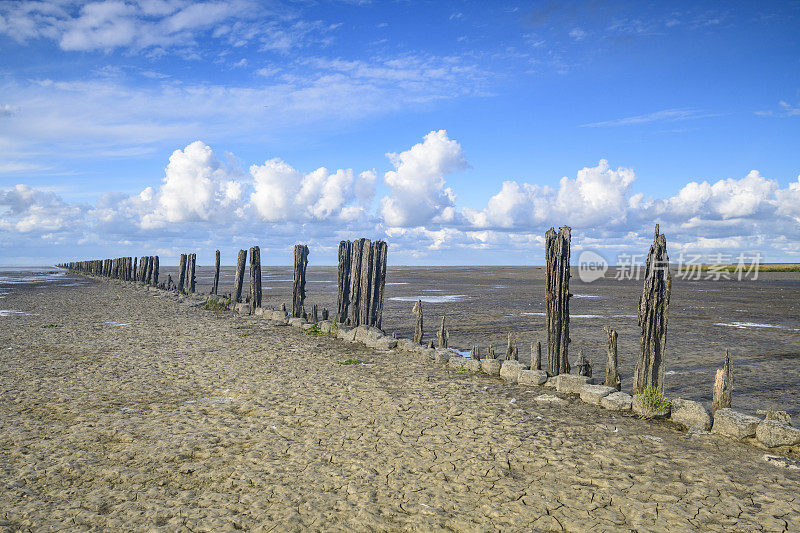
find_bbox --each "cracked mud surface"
[1,273,799,531]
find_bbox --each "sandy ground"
[1,273,799,531]
[161,264,800,420]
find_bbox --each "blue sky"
[1,0,799,266]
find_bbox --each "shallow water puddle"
[389,295,468,303]
[714,322,799,331]
[0,310,27,317]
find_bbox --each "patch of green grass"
[302,323,325,335]
[637,384,671,419]
[338,359,367,365]
[330,318,339,336]
[41,324,60,328]
[203,297,231,312]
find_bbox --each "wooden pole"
[336,241,352,324]
[249,246,261,313]
[233,249,246,303]
[292,244,309,318]
[545,226,571,376]
[358,239,373,326]
[633,224,672,394]
[412,299,423,344]
[348,239,365,326]
[188,253,196,293]
[712,350,733,414]
[372,241,388,328]
[152,256,159,287]
[604,326,621,390]
[531,341,542,370]
[437,316,448,348]
[212,249,220,295]
[178,254,187,294]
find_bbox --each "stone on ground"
[579,384,617,406]
[670,399,712,431]
[518,369,548,386]
[600,391,633,411]
[481,359,501,376]
[499,360,527,383]
[554,374,591,394]
[756,420,800,448]
[712,408,760,440]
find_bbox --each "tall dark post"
[152,256,159,287]
[145,256,153,285]
[188,253,196,293]
[413,299,423,344]
[348,239,365,326]
[545,226,571,376]
[292,244,309,318]
[336,241,352,323]
[233,249,246,303]
[357,239,373,326]
[604,326,621,390]
[370,241,388,329]
[249,246,262,313]
[633,224,671,394]
[212,249,220,295]
[132,257,137,281]
[178,254,187,293]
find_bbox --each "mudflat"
[1,271,799,531]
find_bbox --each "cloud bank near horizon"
[2,130,799,264]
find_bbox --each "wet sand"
[1,271,799,531]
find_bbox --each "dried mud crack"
[1,275,798,531]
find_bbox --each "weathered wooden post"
[413,299,423,344]
[437,316,448,348]
[145,256,153,285]
[531,341,542,370]
[712,350,733,414]
[311,304,319,323]
[486,345,496,359]
[248,246,261,313]
[322,308,329,320]
[292,244,309,318]
[575,350,592,377]
[348,239,365,326]
[369,241,388,329]
[506,333,518,361]
[177,254,187,293]
[357,240,373,326]
[604,326,621,390]
[212,249,220,295]
[470,346,480,360]
[133,257,138,281]
[633,224,672,394]
[546,226,571,376]
[336,241,352,323]
[233,249,246,302]
[188,253,196,293]
[152,256,159,287]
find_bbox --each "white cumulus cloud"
[380,130,467,227]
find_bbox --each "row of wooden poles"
[59,238,390,329]
[58,227,731,408]
[408,224,675,396]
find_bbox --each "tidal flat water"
[8,265,800,420]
